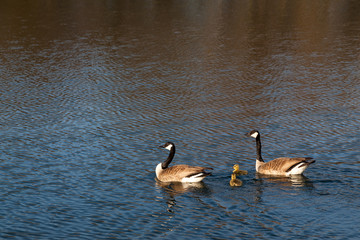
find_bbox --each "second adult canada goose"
[245,130,315,176]
[156,142,213,182]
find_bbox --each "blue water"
[1,0,360,239]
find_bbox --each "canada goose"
[156,142,213,182]
[245,130,315,176]
[233,164,248,176]
[229,173,242,187]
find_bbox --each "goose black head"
[159,142,175,151]
[245,129,260,139]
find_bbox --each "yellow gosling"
[233,164,248,176]
[229,173,242,187]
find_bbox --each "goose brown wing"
[262,157,314,172]
[160,165,213,182]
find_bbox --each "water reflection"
[255,173,314,188]
[0,0,359,239]
[155,178,208,197]
[155,179,211,213]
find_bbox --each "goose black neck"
[255,135,264,162]
[162,146,175,169]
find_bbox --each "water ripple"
[1,1,360,239]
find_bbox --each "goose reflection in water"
[255,173,314,188]
[155,178,207,196]
[155,178,210,197]
[155,178,211,213]
[252,174,315,204]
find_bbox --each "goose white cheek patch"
[251,132,259,138]
[165,144,173,151]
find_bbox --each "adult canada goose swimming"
[229,173,242,187]
[156,142,213,182]
[245,130,315,176]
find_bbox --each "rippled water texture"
[1,0,360,239]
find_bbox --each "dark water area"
[0,0,359,239]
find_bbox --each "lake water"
[1,0,360,239]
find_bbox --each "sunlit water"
[0,1,360,239]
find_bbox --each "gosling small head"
[233,164,240,171]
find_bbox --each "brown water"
[1,1,360,239]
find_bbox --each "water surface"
[0,0,360,239]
